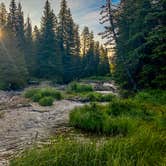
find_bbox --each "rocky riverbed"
[0,91,83,166]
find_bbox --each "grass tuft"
[67,82,93,93]
[24,87,62,106]
[70,103,138,136]
[39,97,54,106]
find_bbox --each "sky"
[1,0,119,42]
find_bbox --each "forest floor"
[0,80,117,166]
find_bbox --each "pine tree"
[37,0,62,80]
[83,31,95,76]
[94,41,100,75]
[0,0,28,89]
[81,26,90,56]
[0,28,28,89]
[32,25,40,76]
[24,16,34,75]
[33,25,40,42]
[16,2,25,48]
[112,0,166,90]
[74,25,80,57]
[7,0,17,32]
[0,3,7,27]
[139,0,166,89]
[58,0,76,82]
[73,24,81,78]
[98,45,110,76]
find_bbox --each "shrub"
[24,87,62,104]
[67,82,93,93]
[86,92,102,102]
[70,104,106,133]
[39,97,54,106]
[107,99,136,117]
[70,103,137,136]
[40,88,62,100]
[85,92,116,102]
[106,99,157,121]
[24,88,39,98]
[31,92,42,102]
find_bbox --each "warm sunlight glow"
[0,28,3,39]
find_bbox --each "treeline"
[0,0,110,90]
[114,0,166,90]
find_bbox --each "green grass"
[39,97,54,106]
[70,90,166,135]
[24,87,62,106]
[10,129,166,166]
[67,82,93,93]
[70,103,139,136]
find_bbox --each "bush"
[40,88,62,100]
[67,82,93,93]
[70,104,106,133]
[24,87,62,104]
[84,92,116,102]
[24,88,39,99]
[107,99,137,117]
[70,103,137,136]
[86,92,102,102]
[31,92,43,102]
[106,99,158,121]
[39,97,54,106]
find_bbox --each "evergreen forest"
[0,0,110,90]
[0,0,165,165]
